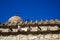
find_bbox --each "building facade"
[0,15,60,40]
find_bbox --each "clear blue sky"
[0,0,60,23]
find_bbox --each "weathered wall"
[0,26,60,40]
[0,34,60,40]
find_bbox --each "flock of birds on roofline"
[0,15,60,27]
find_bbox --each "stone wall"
[0,26,59,40]
[0,33,60,40]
